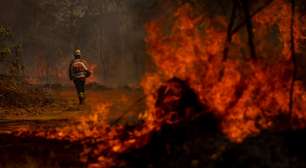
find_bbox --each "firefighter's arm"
[82,59,91,78]
[82,59,89,70]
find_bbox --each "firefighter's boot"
[79,92,85,105]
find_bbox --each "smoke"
[0,0,158,87]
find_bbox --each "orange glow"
[145,1,305,142]
[87,64,98,84]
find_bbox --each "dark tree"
[240,0,256,60]
[223,0,238,61]
[231,0,274,36]
[289,0,296,117]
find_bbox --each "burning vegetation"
[144,0,306,141]
[0,0,305,167]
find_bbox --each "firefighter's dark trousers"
[73,79,85,104]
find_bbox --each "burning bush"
[155,77,204,122]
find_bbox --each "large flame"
[145,0,305,142]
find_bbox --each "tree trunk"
[97,25,103,82]
[231,0,274,36]
[223,0,238,61]
[240,0,256,60]
[289,0,296,117]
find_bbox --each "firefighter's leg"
[73,80,83,104]
[79,80,85,104]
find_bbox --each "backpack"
[71,59,90,79]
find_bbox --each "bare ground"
[0,87,145,133]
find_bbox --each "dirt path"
[0,88,145,133]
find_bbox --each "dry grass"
[0,79,53,108]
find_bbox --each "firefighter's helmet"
[74,49,81,56]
